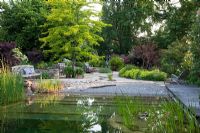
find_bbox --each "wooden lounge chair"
[12,65,40,79]
[57,63,66,76]
[84,62,95,73]
[170,70,189,84]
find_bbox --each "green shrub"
[75,67,84,76]
[41,72,51,79]
[99,67,112,73]
[108,73,113,81]
[187,71,200,86]
[0,72,25,105]
[119,65,135,76]
[160,38,191,75]
[76,62,84,68]
[140,70,167,81]
[123,70,131,78]
[109,56,124,71]
[64,66,84,78]
[64,66,74,78]
[129,69,141,79]
[119,67,167,81]
[89,57,104,67]
[65,61,72,66]
[36,61,48,69]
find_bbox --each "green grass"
[0,71,25,105]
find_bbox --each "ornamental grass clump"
[64,66,84,78]
[109,56,124,71]
[0,69,25,105]
[36,79,63,93]
[108,73,113,81]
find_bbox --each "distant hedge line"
[119,65,167,81]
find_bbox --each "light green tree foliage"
[40,0,107,65]
[12,48,29,64]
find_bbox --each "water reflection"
[0,94,120,133]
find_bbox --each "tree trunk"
[72,41,76,78]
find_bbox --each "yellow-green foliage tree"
[40,0,107,77]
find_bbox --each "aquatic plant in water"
[115,96,200,133]
[36,79,63,93]
[0,70,24,105]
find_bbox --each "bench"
[12,65,40,78]
[170,70,189,84]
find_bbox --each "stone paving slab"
[165,83,200,116]
[61,81,168,97]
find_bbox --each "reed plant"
[115,96,200,133]
[0,67,25,105]
[108,73,113,81]
[36,79,63,93]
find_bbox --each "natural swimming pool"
[0,94,199,133]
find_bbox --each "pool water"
[0,94,182,133]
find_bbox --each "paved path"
[165,83,200,116]
[61,82,168,96]
[60,72,168,96]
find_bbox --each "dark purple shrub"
[0,42,20,67]
[121,55,130,64]
[129,44,159,69]
[26,50,43,64]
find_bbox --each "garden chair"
[84,62,95,73]
[170,70,189,84]
[57,63,66,76]
[12,65,40,79]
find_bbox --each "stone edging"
[89,84,116,89]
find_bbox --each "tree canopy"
[0,0,47,51]
[40,0,107,62]
[100,0,155,54]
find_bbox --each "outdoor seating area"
[11,65,40,78]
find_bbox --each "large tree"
[0,0,47,51]
[189,8,200,85]
[153,0,196,49]
[40,0,107,76]
[101,0,157,54]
